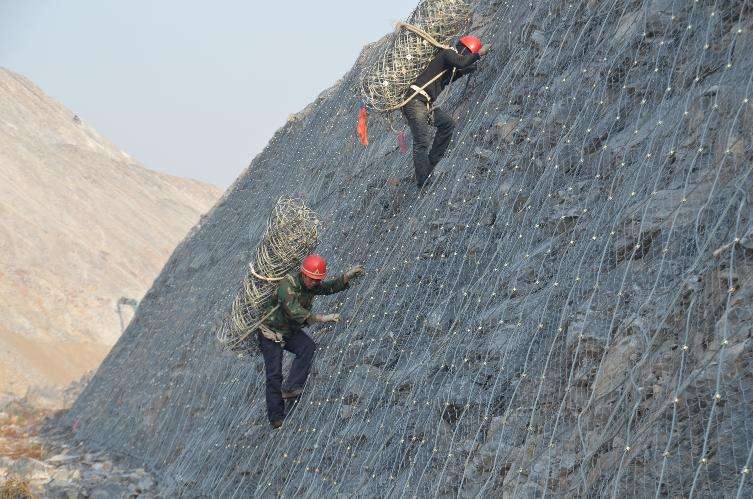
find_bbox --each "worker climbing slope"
[403,35,489,187]
[258,254,363,428]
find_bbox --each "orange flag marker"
[357,107,369,147]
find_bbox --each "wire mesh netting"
[64,0,753,496]
[216,196,319,351]
[359,0,473,112]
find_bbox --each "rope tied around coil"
[248,263,285,282]
[394,22,453,50]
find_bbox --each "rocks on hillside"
[57,0,753,496]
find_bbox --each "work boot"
[417,163,439,188]
[418,172,437,191]
[270,419,283,429]
[282,388,303,400]
[284,395,302,417]
[415,160,432,187]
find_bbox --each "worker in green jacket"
[258,254,363,428]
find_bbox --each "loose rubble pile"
[59,0,753,496]
[1,396,160,498]
[1,446,159,498]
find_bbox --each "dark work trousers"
[257,329,316,422]
[402,98,456,187]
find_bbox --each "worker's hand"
[479,44,491,56]
[344,265,365,283]
[318,313,341,324]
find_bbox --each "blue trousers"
[257,329,316,422]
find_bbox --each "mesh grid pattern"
[359,0,473,112]
[216,196,319,350]
[65,0,753,496]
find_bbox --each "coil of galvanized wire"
[217,196,319,350]
[359,0,472,112]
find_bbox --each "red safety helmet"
[459,35,483,54]
[301,254,327,280]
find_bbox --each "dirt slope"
[0,68,222,395]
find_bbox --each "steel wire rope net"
[216,196,320,350]
[359,0,473,112]
[64,0,753,497]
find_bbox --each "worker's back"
[411,48,480,103]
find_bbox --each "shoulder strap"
[249,263,285,282]
[230,304,281,348]
[400,69,448,109]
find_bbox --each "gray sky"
[1,1,414,187]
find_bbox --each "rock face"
[65,1,753,497]
[0,68,221,396]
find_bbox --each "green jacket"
[264,272,349,337]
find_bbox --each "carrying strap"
[248,263,285,282]
[259,322,284,345]
[405,65,458,111]
[409,84,432,103]
[230,304,281,347]
[394,22,452,50]
[425,66,458,111]
[234,272,299,347]
[398,69,451,110]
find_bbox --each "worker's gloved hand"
[344,265,365,283]
[479,44,491,56]
[317,313,341,324]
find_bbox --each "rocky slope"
[1,390,163,497]
[63,0,752,497]
[0,68,221,396]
